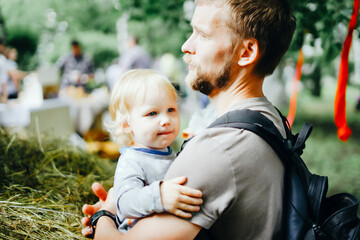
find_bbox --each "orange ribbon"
[334,0,359,141]
[287,49,304,127]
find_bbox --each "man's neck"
[209,72,265,116]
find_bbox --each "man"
[57,40,94,89]
[82,0,296,239]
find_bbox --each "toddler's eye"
[147,111,157,116]
[168,108,176,113]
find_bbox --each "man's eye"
[199,33,207,39]
[147,111,157,116]
[168,108,176,113]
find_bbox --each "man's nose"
[181,33,196,54]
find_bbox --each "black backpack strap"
[274,107,313,156]
[208,108,314,184]
[209,109,323,235]
[208,109,284,139]
[208,109,291,166]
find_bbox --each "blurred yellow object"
[102,142,120,156]
[86,141,120,159]
[87,141,102,153]
[60,86,88,99]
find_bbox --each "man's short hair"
[197,0,296,77]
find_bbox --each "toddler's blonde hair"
[107,69,178,146]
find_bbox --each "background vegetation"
[0,0,359,238]
[0,0,191,70]
[0,0,358,91]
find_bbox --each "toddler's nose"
[160,115,170,126]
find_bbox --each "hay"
[0,195,81,240]
[0,129,116,239]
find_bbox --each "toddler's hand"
[160,176,203,218]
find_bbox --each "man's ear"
[237,39,259,67]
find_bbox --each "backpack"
[205,108,360,240]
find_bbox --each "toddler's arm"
[115,178,165,220]
[160,176,203,218]
[113,159,165,222]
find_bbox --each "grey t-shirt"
[165,97,285,240]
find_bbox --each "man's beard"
[183,55,232,96]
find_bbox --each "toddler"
[107,69,202,232]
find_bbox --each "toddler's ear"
[122,122,132,134]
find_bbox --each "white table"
[0,98,74,138]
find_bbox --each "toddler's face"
[128,90,180,150]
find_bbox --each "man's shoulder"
[182,127,242,151]
[175,126,256,173]
[227,98,286,137]
[182,125,273,160]
[175,105,283,171]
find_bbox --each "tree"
[117,0,192,57]
[0,0,121,69]
[0,0,359,74]
[288,0,360,96]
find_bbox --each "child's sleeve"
[113,159,164,222]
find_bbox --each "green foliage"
[289,0,358,51]
[128,17,190,57]
[119,0,191,57]
[74,31,119,68]
[49,0,119,34]
[0,0,121,69]
[287,0,360,96]
[0,0,49,35]
[93,48,119,68]
[1,0,360,94]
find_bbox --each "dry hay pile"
[0,129,116,239]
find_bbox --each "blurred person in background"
[4,47,26,99]
[120,35,152,70]
[57,40,109,136]
[57,39,94,91]
[106,35,152,90]
[0,41,31,102]
[0,39,8,102]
